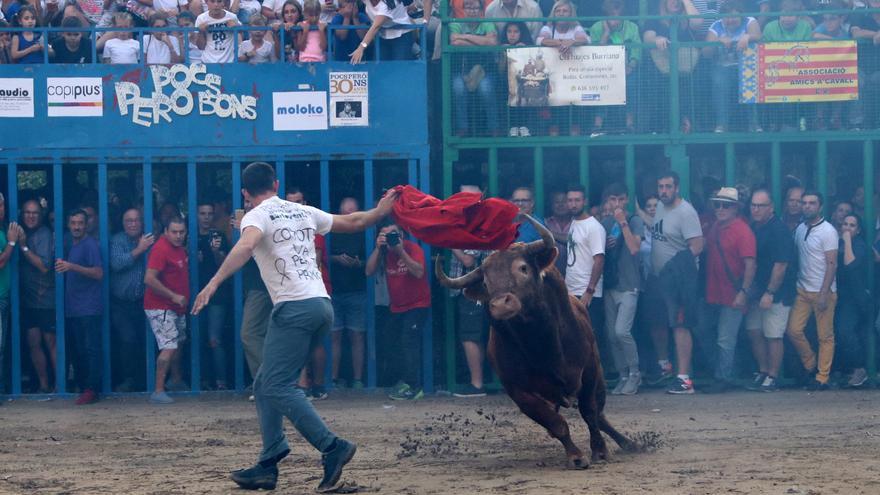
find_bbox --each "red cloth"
[144,236,190,314]
[385,240,431,313]
[705,217,756,307]
[391,185,520,250]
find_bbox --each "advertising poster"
[329,71,368,126]
[47,77,104,117]
[0,78,35,118]
[506,46,626,107]
[272,91,328,131]
[740,41,859,103]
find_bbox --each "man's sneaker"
[310,386,329,401]
[317,439,357,493]
[620,372,641,396]
[509,126,519,137]
[453,384,486,398]
[351,380,364,390]
[518,126,531,137]
[610,377,628,395]
[75,389,97,405]
[847,368,868,388]
[647,362,675,386]
[746,372,767,391]
[759,376,779,392]
[149,391,174,404]
[389,386,423,401]
[248,395,255,402]
[666,377,695,395]
[230,463,279,490]
[805,379,830,392]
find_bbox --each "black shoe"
[805,379,830,392]
[453,384,487,398]
[230,464,279,490]
[759,376,779,392]
[317,439,357,493]
[746,372,767,392]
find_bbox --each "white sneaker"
[611,377,628,395]
[509,126,519,137]
[518,126,531,137]
[620,372,641,395]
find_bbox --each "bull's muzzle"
[489,293,522,321]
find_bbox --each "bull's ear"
[534,246,559,272]
[463,284,490,304]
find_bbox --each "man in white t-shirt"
[195,0,241,63]
[786,191,838,391]
[564,185,606,333]
[192,162,398,493]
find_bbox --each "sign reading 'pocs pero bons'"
[47,77,103,117]
[272,91,328,131]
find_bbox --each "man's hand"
[191,282,215,315]
[759,292,773,310]
[613,208,627,225]
[375,189,399,216]
[733,291,747,310]
[606,234,617,249]
[719,35,732,49]
[172,292,188,309]
[210,235,222,251]
[55,259,71,273]
[580,292,593,307]
[226,19,238,28]
[654,36,669,50]
[136,233,155,252]
[391,241,405,254]
[375,233,387,248]
[7,223,20,243]
[817,292,829,312]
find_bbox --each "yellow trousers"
[785,288,837,384]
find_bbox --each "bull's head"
[436,215,558,321]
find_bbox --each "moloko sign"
[115,64,257,127]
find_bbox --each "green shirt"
[0,229,8,298]
[762,20,812,42]
[449,21,497,37]
[589,20,642,63]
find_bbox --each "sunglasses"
[712,201,736,210]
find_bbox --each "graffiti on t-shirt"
[273,226,316,243]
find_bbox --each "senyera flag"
[740,41,858,104]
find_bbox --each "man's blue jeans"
[255,297,337,463]
[698,303,744,382]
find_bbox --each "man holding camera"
[365,222,431,401]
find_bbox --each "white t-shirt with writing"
[196,10,241,63]
[565,215,606,298]
[142,34,180,64]
[103,38,140,64]
[241,196,334,304]
[794,219,838,293]
[240,39,276,63]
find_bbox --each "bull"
[436,216,635,468]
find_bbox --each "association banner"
[506,46,626,107]
[740,41,858,103]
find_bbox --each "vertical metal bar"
[143,159,156,390]
[53,159,66,395]
[320,160,332,388]
[771,143,782,213]
[534,147,544,217]
[363,159,377,388]
[625,144,636,211]
[442,154,456,393]
[724,142,736,185]
[417,154,434,394]
[232,159,244,391]
[187,160,200,393]
[669,19,680,137]
[579,146,589,191]
[488,148,498,197]
[407,159,432,393]
[98,159,112,394]
[863,140,875,377]
[8,161,21,396]
[275,157,286,198]
[817,140,828,216]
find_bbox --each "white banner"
[329,71,368,127]
[47,77,103,117]
[272,91,328,131]
[0,78,34,118]
[506,46,626,107]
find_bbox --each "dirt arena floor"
[1,388,878,494]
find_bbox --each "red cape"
[390,185,520,250]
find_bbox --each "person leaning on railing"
[330,0,370,60]
[850,0,880,130]
[271,0,302,62]
[484,0,544,43]
[0,20,12,64]
[97,12,140,64]
[761,0,813,131]
[450,0,499,137]
[350,0,415,63]
[195,0,242,63]
[239,13,277,63]
[812,1,858,130]
[49,16,92,63]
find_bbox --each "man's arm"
[145,268,183,305]
[396,245,425,279]
[817,249,837,311]
[192,226,261,314]
[687,236,704,257]
[58,260,103,280]
[733,257,756,309]
[330,190,398,233]
[759,261,787,309]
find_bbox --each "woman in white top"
[143,13,184,64]
[536,0,589,52]
[349,0,414,63]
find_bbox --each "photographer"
[197,200,231,390]
[365,222,430,401]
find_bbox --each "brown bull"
[437,216,635,468]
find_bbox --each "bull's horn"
[435,255,483,289]
[522,214,555,255]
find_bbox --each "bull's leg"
[508,387,589,469]
[598,415,637,452]
[576,388,610,463]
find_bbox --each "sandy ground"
[0,388,879,495]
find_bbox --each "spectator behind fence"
[498,21,533,137]
[600,183,644,396]
[0,21,11,64]
[784,185,804,232]
[330,0,370,61]
[705,0,761,133]
[273,0,302,62]
[564,185,606,334]
[177,11,203,62]
[450,0,498,137]
[537,0,589,135]
[813,2,855,130]
[50,16,92,63]
[58,209,104,405]
[11,5,46,64]
[830,200,853,231]
[297,0,328,62]
[19,199,56,394]
[589,0,641,133]
[762,0,812,131]
[850,0,880,130]
[484,0,543,43]
[110,208,153,392]
[366,222,430,401]
[0,194,17,396]
[144,216,190,404]
[834,214,871,388]
[143,13,183,64]
[350,0,415,63]
[329,197,367,390]
[197,200,231,390]
[696,187,756,394]
[239,14,277,63]
[510,187,546,243]
[196,0,242,63]
[787,191,838,391]
[98,12,140,64]
[545,190,571,275]
[745,189,796,393]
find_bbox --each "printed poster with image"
[329,71,368,126]
[506,46,626,107]
[0,78,35,118]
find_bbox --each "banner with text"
[740,41,859,104]
[506,46,626,107]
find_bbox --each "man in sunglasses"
[698,187,756,394]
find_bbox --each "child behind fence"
[297,0,327,62]
[239,13,277,63]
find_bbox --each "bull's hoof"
[566,456,590,470]
[620,440,639,453]
[590,449,610,463]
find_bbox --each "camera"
[211,231,222,243]
[385,231,400,247]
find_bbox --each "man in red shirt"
[144,216,190,404]
[365,222,430,400]
[699,187,756,394]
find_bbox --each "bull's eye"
[519,264,528,274]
